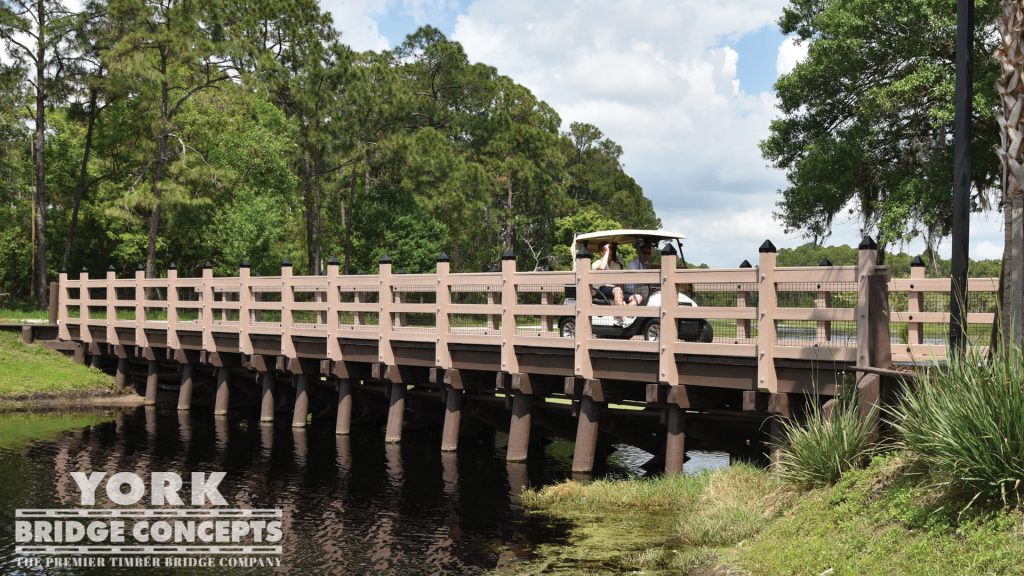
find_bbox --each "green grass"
[506,455,1024,575]
[0,331,114,400]
[0,308,48,323]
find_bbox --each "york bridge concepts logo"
[14,471,283,569]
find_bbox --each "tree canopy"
[0,2,660,303]
[763,0,1002,254]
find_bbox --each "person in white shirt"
[625,241,654,304]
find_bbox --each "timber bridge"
[51,239,997,474]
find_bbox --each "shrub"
[889,343,1024,506]
[774,392,876,487]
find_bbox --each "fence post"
[435,253,451,369]
[907,256,925,349]
[80,268,92,347]
[106,266,117,346]
[58,269,68,340]
[49,280,59,325]
[327,256,341,361]
[378,255,394,368]
[135,266,147,350]
[816,258,833,343]
[736,260,752,342]
[856,237,884,424]
[573,246,593,381]
[201,262,214,351]
[239,261,252,356]
[659,244,680,385]
[281,260,294,359]
[757,241,778,394]
[166,263,179,351]
[500,249,519,375]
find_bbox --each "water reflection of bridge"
[56,238,997,473]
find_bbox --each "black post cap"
[739,259,752,268]
[575,245,591,259]
[819,258,832,266]
[379,254,392,265]
[168,262,177,270]
[108,264,116,272]
[501,248,516,261]
[858,236,877,250]
[758,240,777,253]
[911,255,926,267]
[328,256,340,266]
[203,261,213,269]
[398,268,408,275]
[660,244,678,256]
[436,252,450,263]
[60,265,67,273]
[80,266,88,273]
[281,258,293,267]
[136,264,145,272]
[240,260,251,268]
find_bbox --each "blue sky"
[320,0,1004,266]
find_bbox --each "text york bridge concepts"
[14,471,283,570]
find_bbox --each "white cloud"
[452,0,790,265]
[321,0,391,52]
[776,36,808,76]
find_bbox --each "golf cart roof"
[573,229,686,247]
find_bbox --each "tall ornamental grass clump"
[889,343,1024,505]
[774,392,876,488]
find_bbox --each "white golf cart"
[557,229,714,342]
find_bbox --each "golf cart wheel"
[558,317,576,338]
[643,319,661,341]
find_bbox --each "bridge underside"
[64,328,855,475]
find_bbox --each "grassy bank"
[0,331,115,404]
[509,455,1024,575]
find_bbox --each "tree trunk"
[146,56,170,279]
[63,89,99,272]
[996,0,1024,347]
[301,146,315,274]
[34,0,47,308]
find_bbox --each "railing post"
[106,266,117,346]
[659,244,679,385]
[201,261,214,351]
[435,253,451,369]
[49,280,59,325]
[166,263,179,351]
[378,255,394,368]
[58,268,69,340]
[736,260,752,341]
[500,249,519,374]
[239,261,252,356]
[907,256,925,348]
[80,268,92,347]
[757,240,778,394]
[281,259,294,358]
[573,247,593,380]
[327,257,341,361]
[135,266,147,349]
[856,237,878,370]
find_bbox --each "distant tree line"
[0,1,658,308]
[777,242,1002,279]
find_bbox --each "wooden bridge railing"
[57,240,999,392]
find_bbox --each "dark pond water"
[0,407,729,575]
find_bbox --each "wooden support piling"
[571,395,601,473]
[506,390,532,462]
[115,357,129,392]
[176,363,194,411]
[89,349,103,369]
[385,381,405,443]
[259,371,276,424]
[336,379,352,435]
[214,367,230,415]
[441,388,463,452]
[665,404,686,475]
[145,360,159,406]
[292,374,309,428]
